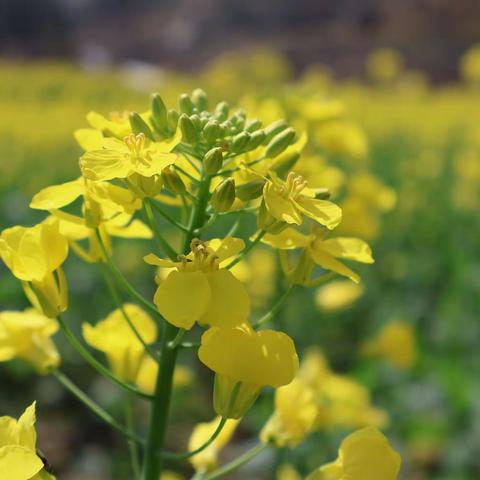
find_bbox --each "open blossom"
[307,427,401,480]
[144,238,249,330]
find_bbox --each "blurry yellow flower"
[0,309,59,374]
[144,238,249,330]
[160,473,183,480]
[362,321,417,369]
[80,131,180,182]
[307,427,401,480]
[199,324,298,418]
[276,463,302,480]
[261,171,342,230]
[188,416,239,472]
[460,44,480,84]
[0,402,53,480]
[82,304,157,383]
[263,227,374,283]
[348,173,397,212]
[314,120,368,159]
[315,281,364,311]
[366,48,404,83]
[0,219,68,318]
[85,110,132,138]
[260,379,317,447]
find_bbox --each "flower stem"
[253,283,296,329]
[125,393,141,479]
[225,229,266,269]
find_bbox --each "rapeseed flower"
[315,281,364,311]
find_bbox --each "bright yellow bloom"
[0,309,59,374]
[315,281,364,311]
[80,131,180,182]
[276,464,302,480]
[82,304,157,383]
[261,171,342,230]
[144,238,249,330]
[362,321,417,369]
[260,379,317,447]
[188,416,239,472]
[262,227,374,283]
[307,427,401,480]
[198,324,298,418]
[0,402,54,480]
[0,219,68,318]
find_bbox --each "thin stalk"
[179,341,201,349]
[225,229,266,269]
[203,443,269,480]
[147,197,190,234]
[125,393,141,479]
[303,271,337,288]
[216,155,266,176]
[95,229,159,317]
[226,214,243,237]
[167,329,186,349]
[52,370,144,445]
[253,284,296,329]
[173,164,199,183]
[57,316,152,400]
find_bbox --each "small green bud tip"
[211,178,236,212]
[179,93,195,114]
[151,93,168,130]
[215,101,229,121]
[236,179,266,201]
[192,88,208,111]
[179,114,198,144]
[271,151,300,178]
[265,127,296,158]
[161,165,186,194]
[203,120,223,142]
[263,119,289,143]
[231,131,251,153]
[204,147,224,174]
[129,112,154,140]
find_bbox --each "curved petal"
[262,227,313,250]
[16,402,37,450]
[200,270,250,327]
[74,128,104,151]
[152,127,183,153]
[30,179,84,210]
[106,219,152,239]
[321,237,374,263]
[143,253,179,269]
[133,152,177,177]
[80,150,133,181]
[295,197,342,230]
[308,248,360,283]
[154,271,211,330]
[263,182,302,224]
[203,237,245,264]
[0,445,44,479]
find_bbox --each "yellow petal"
[74,128,104,151]
[80,150,133,181]
[16,402,37,450]
[294,197,342,230]
[262,227,313,250]
[321,238,374,263]
[200,270,250,327]
[133,152,177,177]
[263,182,302,224]
[203,237,245,264]
[143,253,179,269]
[308,248,360,283]
[153,127,183,153]
[30,179,84,210]
[106,219,152,239]
[0,445,44,479]
[154,271,211,330]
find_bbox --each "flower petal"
[133,152,177,177]
[263,182,302,224]
[0,445,44,479]
[143,253,179,269]
[203,237,245,264]
[321,238,374,263]
[74,128,104,151]
[262,227,313,250]
[295,197,342,230]
[30,178,84,210]
[80,150,133,181]
[308,248,360,283]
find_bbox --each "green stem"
[125,393,141,479]
[95,229,159,317]
[52,370,144,444]
[225,229,266,269]
[203,443,269,480]
[167,328,186,349]
[253,284,296,329]
[173,164,199,183]
[147,197,190,234]
[303,271,337,288]
[57,316,152,400]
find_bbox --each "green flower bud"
[314,188,331,200]
[246,129,266,151]
[129,112,154,140]
[204,147,224,174]
[189,114,202,131]
[179,93,195,114]
[179,114,198,144]
[271,151,300,178]
[203,120,223,142]
[161,165,186,194]
[213,375,261,419]
[245,118,262,132]
[236,179,265,201]
[265,127,296,158]
[214,101,229,121]
[211,178,236,212]
[151,93,168,131]
[263,119,289,143]
[167,109,179,132]
[129,172,163,198]
[231,131,251,153]
[192,88,208,111]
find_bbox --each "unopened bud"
[245,118,262,132]
[151,93,168,131]
[314,188,331,200]
[271,151,300,178]
[265,128,296,158]
[211,178,235,212]
[204,147,224,174]
[214,101,229,122]
[231,131,251,153]
[179,93,195,114]
[167,109,179,132]
[161,165,186,194]
[236,179,265,201]
[246,129,266,151]
[129,112,154,140]
[189,114,202,131]
[179,114,198,144]
[263,120,289,143]
[192,88,208,111]
[203,120,223,142]
[130,172,163,198]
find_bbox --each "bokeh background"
[1,1,480,479]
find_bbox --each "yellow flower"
[276,464,302,480]
[198,324,298,418]
[261,171,342,231]
[0,309,59,374]
[188,416,239,472]
[315,281,364,311]
[82,304,157,383]
[144,238,249,330]
[361,321,417,369]
[0,219,68,318]
[460,44,480,84]
[80,131,180,182]
[260,379,317,447]
[366,48,404,83]
[262,227,374,283]
[0,402,54,480]
[307,427,401,480]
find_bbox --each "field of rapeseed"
[0,46,479,480]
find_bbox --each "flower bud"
[129,112,154,140]
[214,375,261,419]
[179,114,198,144]
[189,114,202,131]
[231,131,251,153]
[83,195,102,229]
[161,165,186,194]
[130,172,163,198]
[265,128,296,158]
[151,93,168,131]
[204,147,224,174]
[203,120,223,142]
[214,101,229,122]
[236,179,265,201]
[271,151,300,178]
[167,109,180,132]
[263,120,289,143]
[314,188,331,200]
[245,118,262,132]
[246,129,266,150]
[179,93,195,114]
[192,88,208,111]
[211,178,236,212]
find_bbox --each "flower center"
[124,133,151,166]
[178,238,220,272]
[277,172,308,198]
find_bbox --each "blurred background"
[1,1,480,479]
